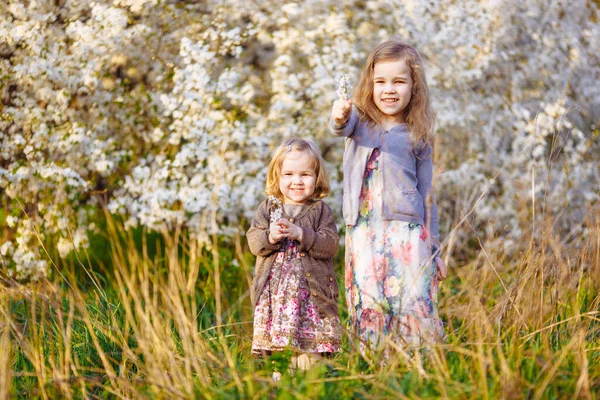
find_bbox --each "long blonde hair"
[265,138,330,203]
[353,40,435,146]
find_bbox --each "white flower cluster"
[268,196,283,223]
[335,74,351,100]
[1,0,599,278]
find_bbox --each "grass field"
[1,210,599,399]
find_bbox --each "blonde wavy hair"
[265,138,330,203]
[353,39,435,146]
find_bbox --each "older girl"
[331,40,447,352]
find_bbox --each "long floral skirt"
[252,239,341,355]
[345,149,445,352]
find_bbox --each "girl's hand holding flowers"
[268,221,285,244]
[278,218,303,242]
[268,219,303,244]
[332,99,352,126]
[332,73,352,126]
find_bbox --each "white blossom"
[1,0,598,278]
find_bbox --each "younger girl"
[330,40,447,352]
[247,138,341,374]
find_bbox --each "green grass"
[1,212,599,399]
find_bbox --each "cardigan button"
[311,291,317,296]
[329,277,334,282]
[300,252,306,257]
[289,218,294,222]
[306,272,311,277]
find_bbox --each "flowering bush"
[1,0,599,279]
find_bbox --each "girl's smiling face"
[372,58,414,129]
[279,150,317,205]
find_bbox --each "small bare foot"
[297,353,311,371]
[297,353,323,371]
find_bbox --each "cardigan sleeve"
[246,200,281,257]
[299,202,339,259]
[415,143,441,248]
[329,108,359,138]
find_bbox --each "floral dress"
[252,205,342,355]
[345,149,445,352]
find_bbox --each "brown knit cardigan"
[246,197,340,318]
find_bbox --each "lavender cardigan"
[330,110,440,246]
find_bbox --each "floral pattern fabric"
[346,148,445,352]
[252,239,341,355]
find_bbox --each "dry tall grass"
[1,208,599,399]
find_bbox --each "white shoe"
[272,371,282,382]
